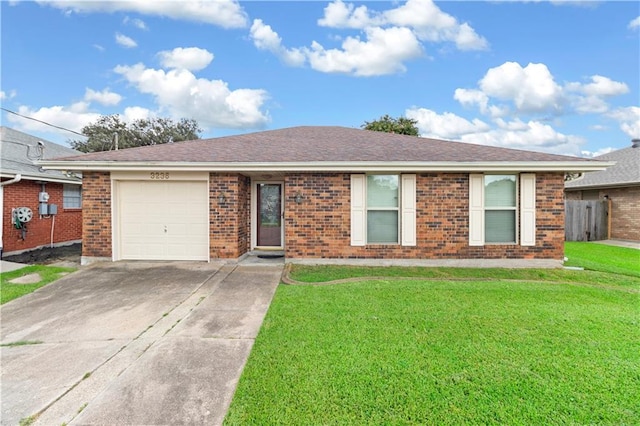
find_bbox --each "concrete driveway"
[1,261,283,426]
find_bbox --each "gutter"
[38,161,615,173]
[0,173,22,186]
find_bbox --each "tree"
[361,114,419,136]
[69,115,202,153]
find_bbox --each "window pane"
[63,184,82,209]
[367,175,398,207]
[485,175,516,207]
[367,211,398,243]
[485,210,516,243]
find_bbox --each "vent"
[633,139,640,148]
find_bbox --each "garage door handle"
[164,226,167,233]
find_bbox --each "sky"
[1,0,639,157]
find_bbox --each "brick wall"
[2,180,82,253]
[603,186,640,241]
[285,172,565,260]
[81,172,112,258]
[209,173,251,258]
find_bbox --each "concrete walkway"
[1,261,282,426]
[593,239,640,250]
[0,260,27,273]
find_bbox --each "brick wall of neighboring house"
[564,186,640,241]
[81,172,111,258]
[2,180,82,254]
[209,173,251,258]
[285,172,565,260]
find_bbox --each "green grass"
[1,265,75,304]
[565,241,640,277]
[226,262,639,425]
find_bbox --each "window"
[484,175,516,243]
[63,184,82,209]
[367,175,399,243]
[469,173,536,247]
[351,174,416,246]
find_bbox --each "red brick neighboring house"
[1,127,83,257]
[40,126,610,267]
[565,140,640,242]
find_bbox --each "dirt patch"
[9,273,42,284]
[3,243,81,267]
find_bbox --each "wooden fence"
[565,200,609,241]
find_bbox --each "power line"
[1,107,86,137]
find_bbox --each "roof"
[566,145,640,189]
[1,126,82,184]
[41,126,610,173]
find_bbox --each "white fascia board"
[0,171,81,185]
[39,160,614,173]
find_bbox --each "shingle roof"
[51,126,591,164]
[565,145,640,189]
[1,126,82,183]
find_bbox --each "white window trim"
[469,173,536,247]
[63,184,82,209]
[351,174,416,247]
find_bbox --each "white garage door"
[117,180,209,261]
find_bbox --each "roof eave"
[39,160,613,173]
[0,171,81,185]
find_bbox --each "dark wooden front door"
[257,183,282,246]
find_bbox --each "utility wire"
[1,107,86,137]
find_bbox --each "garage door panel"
[117,180,209,261]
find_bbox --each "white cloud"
[123,16,148,30]
[6,104,100,136]
[158,47,214,71]
[406,107,585,155]
[122,106,153,122]
[628,16,640,30]
[306,26,423,76]
[113,62,269,129]
[0,90,17,100]
[608,106,640,139]
[566,75,629,98]
[36,0,247,29]
[406,107,490,140]
[115,32,137,48]
[249,20,306,67]
[84,88,123,106]
[581,147,615,158]
[478,62,563,114]
[318,0,488,51]
[92,44,105,52]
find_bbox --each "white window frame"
[351,174,416,247]
[366,174,400,245]
[63,184,82,209]
[469,173,536,247]
[484,174,518,245]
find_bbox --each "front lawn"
[564,241,640,277]
[1,265,75,304]
[226,264,639,425]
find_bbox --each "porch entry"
[257,183,283,247]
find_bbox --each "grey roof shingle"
[1,126,82,182]
[565,146,640,189]
[50,126,592,164]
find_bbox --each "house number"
[150,172,170,180]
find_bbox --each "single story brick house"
[565,139,639,241]
[41,126,609,267]
[1,127,83,257]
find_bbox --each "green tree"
[69,115,202,153]
[361,114,419,136]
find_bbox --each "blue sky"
[1,0,638,157]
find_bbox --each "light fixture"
[294,191,304,204]
[218,192,227,204]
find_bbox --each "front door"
[257,183,282,247]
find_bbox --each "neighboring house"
[565,139,640,242]
[1,127,83,257]
[40,126,610,267]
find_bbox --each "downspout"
[0,174,22,259]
